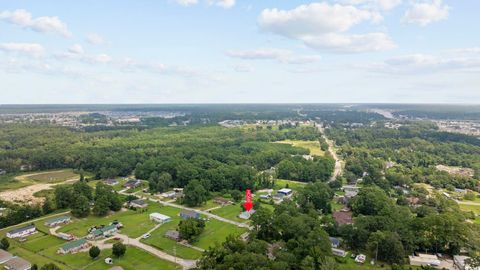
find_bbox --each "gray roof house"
[180,210,201,219]
[45,215,71,227]
[0,249,13,264]
[6,225,36,239]
[129,199,148,208]
[165,230,180,241]
[3,257,31,270]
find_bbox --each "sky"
[0,0,479,104]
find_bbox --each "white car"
[355,254,366,264]
[142,233,151,239]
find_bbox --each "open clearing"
[0,170,80,204]
[274,140,324,156]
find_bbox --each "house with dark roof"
[58,239,90,254]
[180,209,201,220]
[332,211,353,226]
[104,178,119,186]
[124,179,141,189]
[6,225,36,239]
[213,197,232,206]
[129,199,148,208]
[45,215,71,227]
[165,230,180,241]
[0,249,13,264]
[88,225,118,239]
[3,257,31,270]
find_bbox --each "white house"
[6,225,36,239]
[149,213,171,224]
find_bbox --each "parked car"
[142,233,151,239]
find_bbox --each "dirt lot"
[436,165,475,178]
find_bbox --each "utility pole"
[375,241,378,264]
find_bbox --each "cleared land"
[274,140,324,156]
[23,170,79,183]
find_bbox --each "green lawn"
[274,179,307,191]
[193,199,219,210]
[41,244,99,269]
[274,140,324,156]
[211,204,244,223]
[9,246,73,270]
[59,204,178,238]
[194,219,247,250]
[23,234,67,252]
[85,247,181,270]
[0,174,31,191]
[25,169,79,183]
[459,203,480,214]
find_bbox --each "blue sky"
[0,0,479,103]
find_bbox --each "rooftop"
[3,257,31,270]
[60,238,88,251]
[8,224,35,235]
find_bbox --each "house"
[150,213,171,224]
[333,211,353,225]
[88,225,118,239]
[342,185,360,198]
[165,230,180,241]
[332,248,347,257]
[408,254,440,267]
[57,232,75,241]
[213,197,232,205]
[124,179,141,189]
[129,199,148,208]
[259,194,271,200]
[329,237,340,248]
[45,215,71,227]
[239,210,255,220]
[0,249,13,264]
[454,255,480,270]
[180,210,201,220]
[277,188,293,197]
[104,178,119,186]
[58,239,90,254]
[3,257,31,270]
[6,225,36,239]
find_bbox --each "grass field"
[274,179,307,191]
[211,204,244,223]
[194,219,247,250]
[85,247,181,270]
[24,170,79,183]
[0,174,32,191]
[59,204,176,238]
[458,203,480,214]
[274,140,324,156]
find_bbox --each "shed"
[150,213,171,223]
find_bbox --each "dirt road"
[317,125,343,182]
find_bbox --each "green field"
[194,219,247,250]
[24,170,79,183]
[59,204,177,238]
[85,247,181,270]
[0,174,32,191]
[211,204,244,223]
[458,203,480,214]
[274,179,307,191]
[274,140,324,156]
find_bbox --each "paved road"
[97,234,197,270]
[317,125,343,182]
[119,190,252,229]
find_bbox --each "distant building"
[342,185,360,198]
[239,210,255,220]
[58,239,90,254]
[3,257,31,270]
[329,237,340,248]
[88,225,118,239]
[44,215,71,227]
[165,230,180,241]
[56,232,75,241]
[0,249,13,264]
[129,199,148,208]
[124,179,142,189]
[277,188,293,196]
[6,225,36,239]
[332,211,353,226]
[180,210,201,220]
[332,248,347,257]
[454,255,480,270]
[213,197,232,206]
[409,254,440,267]
[104,178,119,186]
[150,213,171,224]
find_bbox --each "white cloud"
[68,44,84,55]
[0,42,45,57]
[258,2,394,53]
[403,0,449,26]
[86,33,106,45]
[227,48,321,64]
[233,64,253,72]
[338,0,402,11]
[208,0,235,9]
[364,48,480,74]
[0,9,72,37]
[175,0,199,6]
